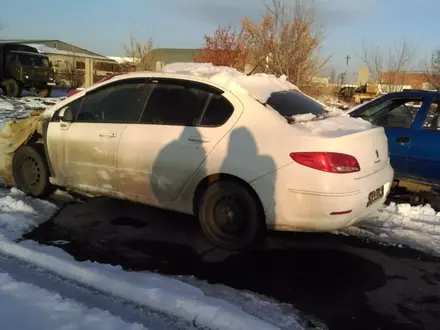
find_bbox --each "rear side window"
[139,78,234,127]
[423,101,440,129]
[200,94,234,127]
[140,80,210,126]
[266,91,325,117]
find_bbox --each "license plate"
[367,186,384,207]
[47,82,56,86]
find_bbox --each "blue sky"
[1,0,439,78]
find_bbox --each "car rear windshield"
[265,90,325,117]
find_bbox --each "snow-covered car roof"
[162,62,300,103]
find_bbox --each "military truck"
[0,42,56,97]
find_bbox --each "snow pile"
[0,96,62,131]
[0,188,58,240]
[296,115,374,136]
[290,106,373,136]
[345,202,440,256]
[163,62,299,102]
[0,272,145,330]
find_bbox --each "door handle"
[396,136,410,143]
[99,132,116,138]
[188,136,210,143]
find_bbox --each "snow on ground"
[344,202,440,257]
[0,95,62,131]
[0,186,303,330]
[0,272,146,330]
[0,187,58,240]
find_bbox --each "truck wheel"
[198,180,265,250]
[4,79,22,97]
[38,88,52,97]
[12,144,54,197]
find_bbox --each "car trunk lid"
[292,115,389,178]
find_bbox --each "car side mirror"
[49,61,53,68]
[59,107,74,122]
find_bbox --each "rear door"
[47,78,148,193]
[117,77,241,205]
[352,95,428,177]
[407,97,440,183]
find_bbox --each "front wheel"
[3,79,22,97]
[198,181,265,250]
[12,144,54,197]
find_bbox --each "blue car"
[349,90,440,186]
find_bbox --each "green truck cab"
[0,42,56,97]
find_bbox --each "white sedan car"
[12,64,394,250]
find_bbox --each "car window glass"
[357,98,423,128]
[76,79,146,123]
[265,90,325,117]
[200,94,234,127]
[423,101,440,130]
[52,97,82,122]
[140,80,210,126]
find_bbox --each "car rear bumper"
[250,164,394,232]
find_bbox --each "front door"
[354,95,427,177]
[117,78,242,205]
[47,78,148,193]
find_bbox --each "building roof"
[25,43,113,60]
[107,56,138,64]
[0,39,115,61]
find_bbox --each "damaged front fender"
[0,111,45,186]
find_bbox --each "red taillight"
[290,152,360,173]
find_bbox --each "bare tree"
[241,0,328,86]
[357,40,416,89]
[53,44,84,89]
[123,34,154,71]
[425,49,440,91]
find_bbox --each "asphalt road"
[26,196,440,330]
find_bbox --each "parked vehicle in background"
[0,42,56,97]
[67,73,123,98]
[348,90,440,186]
[9,67,393,250]
[339,83,381,105]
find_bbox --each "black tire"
[4,79,22,97]
[12,144,54,197]
[198,180,265,250]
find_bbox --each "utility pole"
[345,55,350,84]
[345,55,350,67]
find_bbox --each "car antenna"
[247,54,269,76]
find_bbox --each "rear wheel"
[12,144,54,197]
[3,79,22,97]
[198,180,265,250]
